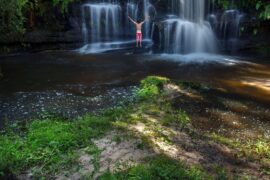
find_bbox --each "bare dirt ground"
[57,131,153,180]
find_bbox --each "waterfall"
[170,0,205,23]
[126,1,137,36]
[220,10,244,52]
[79,2,123,53]
[79,0,155,53]
[81,3,122,44]
[162,19,217,54]
[162,0,217,54]
[126,0,155,38]
[78,0,243,54]
[142,0,151,38]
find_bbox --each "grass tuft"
[99,155,209,180]
[0,113,113,178]
[136,76,169,99]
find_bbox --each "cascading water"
[78,0,243,54]
[125,0,155,38]
[142,0,156,38]
[219,10,244,52]
[126,0,137,35]
[170,0,205,23]
[162,0,217,54]
[163,19,217,54]
[208,6,244,52]
[80,2,122,53]
[79,0,155,54]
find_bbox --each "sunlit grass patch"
[0,120,80,177]
[210,133,270,161]
[246,138,270,159]
[99,155,210,180]
[141,76,170,88]
[0,114,113,178]
[161,110,190,127]
[0,76,197,178]
[136,76,169,99]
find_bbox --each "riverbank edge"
[0,76,269,179]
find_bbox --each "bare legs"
[136,41,142,47]
[136,33,142,48]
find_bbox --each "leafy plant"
[136,76,169,99]
[256,1,270,20]
[0,0,28,42]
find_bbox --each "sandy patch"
[57,131,153,180]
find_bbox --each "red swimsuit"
[136,30,142,42]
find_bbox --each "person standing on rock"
[128,15,150,48]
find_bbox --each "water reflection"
[0,51,269,138]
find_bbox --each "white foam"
[153,53,253,65]
[77,39,153,54]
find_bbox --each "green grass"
[161,110,190,127]
[210,133,270,162]
[0,114,113,178]
[3,76,256,179]
[0,76,194,178]
[99,155,210,180]
[136,76,169,99]
[246,138,270,159]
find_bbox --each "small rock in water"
[56,92,62,96]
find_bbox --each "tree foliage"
[0,0,77,42]
[217,0,270,20]
[256,0,270,20]
[0,0,269,43]
[52,0,76,13]
[0,0,28,42]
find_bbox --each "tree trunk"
[29,10,35,28]
[0,65,3,80]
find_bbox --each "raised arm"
[128,16,137,25]
[140,16,150,25]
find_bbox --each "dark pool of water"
[0,51,270,137]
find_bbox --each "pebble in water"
[0,86,138,128]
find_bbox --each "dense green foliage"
[217,0,270,20]
[0,0,77,42]
[136,76,169,99]
[0,114,112,177]
[256,0,270,20]
[52,0,77,12]
[0,0,28,42]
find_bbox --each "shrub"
[136,76,169,99]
